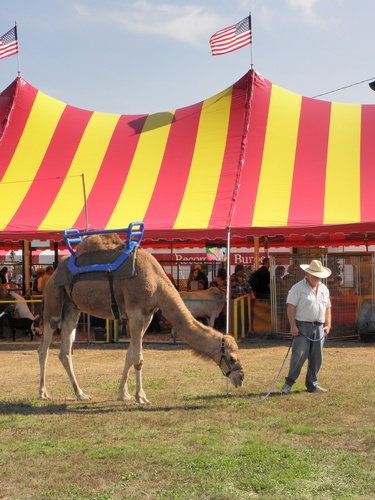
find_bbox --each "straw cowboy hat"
[300,260,332,278]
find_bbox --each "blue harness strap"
[63,222,144,276]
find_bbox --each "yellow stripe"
[40,112,121,230]
[252,85,301,227]
[324,103,361,224]
[173,87,232,229]
[106,111,174,228]
[0,91,65,230]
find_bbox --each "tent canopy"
[1,70,375,248]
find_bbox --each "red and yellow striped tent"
[1,69,375,248]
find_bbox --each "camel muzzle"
[219,336,244,380]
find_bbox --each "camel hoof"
[39,392,51,400]
[136,395,150,404]
[77,392,91,401]
[118,391,133,401]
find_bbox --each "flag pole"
[249,12,253,69]
[15,21,20,76]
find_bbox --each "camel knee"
[134,358,144,370]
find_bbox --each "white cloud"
[286,0,326,26]
[73,1,226,45]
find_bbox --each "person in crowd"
[0,266,8,298]
[0,266,8,284]
[230,264,251,299]
[358,256,372,295]
[40,265,54,294]
[329,275,349,296]
[210,267,227,289]
[281,259,332,395]
[274,266,288,323]
[282,264,299,291]
[210,268,227,331]
[187,264,208,291]
[250,257,271,299]
[32,268,45,295]
[275,265,285,283]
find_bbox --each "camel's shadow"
[0,398,222,416]
[0,389,291,415]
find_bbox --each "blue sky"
[1,0,374,114]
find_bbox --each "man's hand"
[290,324,299,337]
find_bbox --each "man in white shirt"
[281,260,332,395]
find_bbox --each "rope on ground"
[226,339,293,404]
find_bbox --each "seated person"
[8,291,41,335]
[187,265,208,291]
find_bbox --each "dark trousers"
[285,321,324,391]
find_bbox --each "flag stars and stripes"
[0,26,18,60]
[210,16,252,56]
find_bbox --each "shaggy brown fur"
[38,234,244,403]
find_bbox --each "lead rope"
[227,326,328,404]
[226,339,293,404]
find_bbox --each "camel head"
[216,335,244,388]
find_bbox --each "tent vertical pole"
[226,228,231,334]
[81,173,89,231]
[254,237,260,269]
[22,240,30,296]
[53,241,59,268]
[81,172,90,344]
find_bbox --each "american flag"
[210,16,252,56]
[0,26,18,60]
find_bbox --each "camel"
[180,287,226,327]
[38,232,244,403]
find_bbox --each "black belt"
[299,321,324,326]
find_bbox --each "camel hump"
[63,222,144,258]
[76,233,123,257]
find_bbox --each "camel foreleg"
[38,322,54,399]
[118,317,150,404]
[59,327,90,400]
[57,302,89,400]
[118,346,135,401]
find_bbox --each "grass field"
[0,337,374,499]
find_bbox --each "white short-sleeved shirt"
[286,278,331,323]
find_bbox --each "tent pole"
[226,228,231,334]
[22,240,30,296]
[81,173,89,231]
[254,237,260,269]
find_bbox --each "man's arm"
[287,303,299,337]
[324,307,331,335]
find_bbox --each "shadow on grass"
[182,390,298,402]
[0,398,217,416]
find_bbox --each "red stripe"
[231,71,272,228]
[5,105,93,231]
[360,104,375,222]
[0,79,38,180]
[74,114,148,229]
[288,98,331,227]
[208,73,249,229]
[143,103,202,230]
